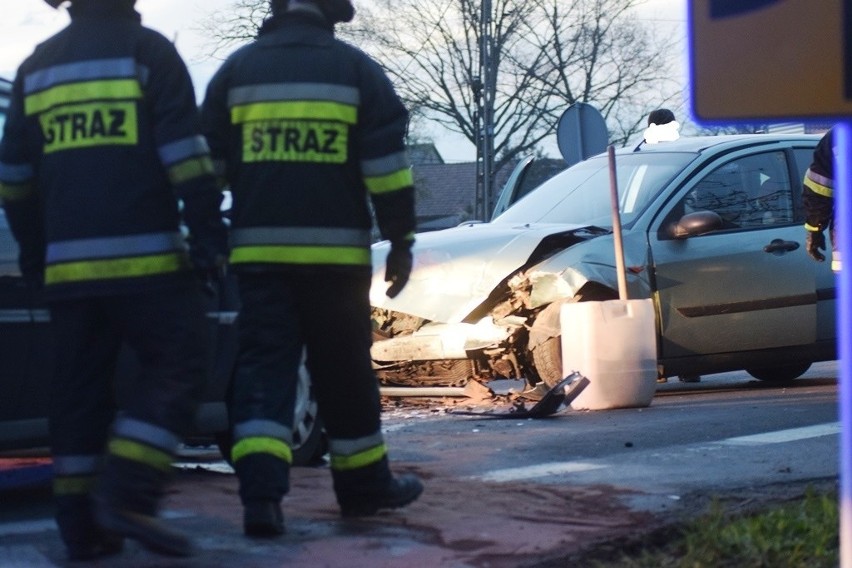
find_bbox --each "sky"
[0,0,688,161]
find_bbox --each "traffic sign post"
[690,2,851,564]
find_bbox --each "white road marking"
[475,422,841,482]
[718,422,841,445]
[476,462,606,482]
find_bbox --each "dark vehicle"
[0,80,323,464]
[369,134,836,389]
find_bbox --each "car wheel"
[215,368,327,467]
[746,362,811,382]
[528,286,617,389]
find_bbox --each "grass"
[586,487,839,568]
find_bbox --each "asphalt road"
[0,362,840,567]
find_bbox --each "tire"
[746,362,811,382]
[290,366,327,466]
[528,286,618,388]
[215,367,327,467]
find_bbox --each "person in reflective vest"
[201,0,422,537]
[0,0,228,559]
[803,128,841,272]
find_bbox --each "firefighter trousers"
[48,281,208,548]
[230,270,390,506]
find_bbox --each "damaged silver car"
[369,134,837,389]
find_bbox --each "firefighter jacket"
[0,2,222,300]
[803,129,834,233]
[200,11,416,274]
[802,128,840,271]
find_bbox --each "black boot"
[95,456,194,557]
[94,497,194,557]
[338,473,423,517]
[57,494,124,562]
[233,452,290,537]
[243,501,285,537]
[334,457,424,518]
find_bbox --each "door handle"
[763,239,800,254]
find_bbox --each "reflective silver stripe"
[230,227,371,248]
[805,168,834,189]
[32,309,50,323]
[0,310,32,323]
[24,57,149,94]
[206,311,238,325]
[327,431,385,456]
[227,83,360,107]
[0,309,50,323]
[52,455,102,476]
[113,416,180,452]
[158,136,210,167]
[0,161,35,184]
[361,152,410,177]
[46,232,185,263]
[234,419,293,443]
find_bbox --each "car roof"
[626,133,822,155]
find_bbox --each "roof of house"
[406,144,567,231]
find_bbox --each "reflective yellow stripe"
[330,443,387,471]
[45,253,186,285]
[0,182,35,201]
[232,437,292,464]
[168,156,215,185]
[53,476,97,496]
[365,168,414,195]
[804,223,821,232]
[40,102,138,154]
[230,245,371,266]
[231,101,357,125]
[25,79,143,116]
[108,439,172,472]
[804,177,832,198]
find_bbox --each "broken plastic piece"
[449,372,589,419]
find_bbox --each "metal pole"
[481,0,494,217]
[608,146,629,300]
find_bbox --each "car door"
[0,209,47,429]
[649,147,818,359]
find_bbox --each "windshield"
[492,151,696,227]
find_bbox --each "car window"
[680,151,794,229]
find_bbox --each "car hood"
[370,222,592,323]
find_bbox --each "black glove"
[385,240,413,298]
[806,230,826,262]
[182,192,229,285]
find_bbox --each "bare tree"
[201,0,681,207]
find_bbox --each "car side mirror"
[668,211,724,239]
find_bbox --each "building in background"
[409,144,566,232]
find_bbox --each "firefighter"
[201,0,423,536]
[804,128,841,272]
[0,0,228,559]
